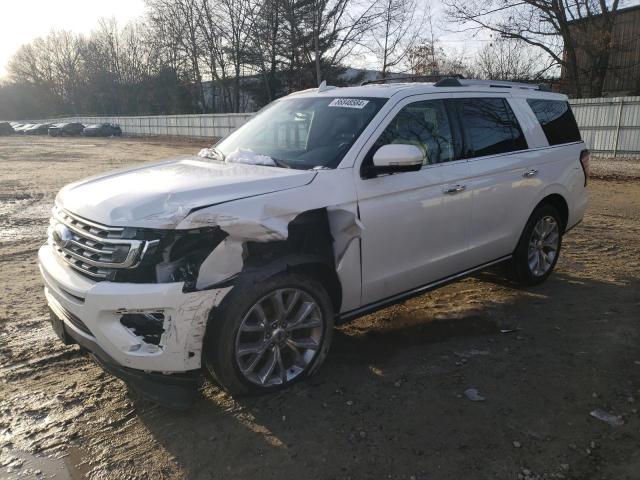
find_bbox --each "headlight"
[153,227,227,289]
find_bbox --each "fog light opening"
[120,311,165,347]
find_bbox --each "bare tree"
[475,37,553,81]
[5,19,196,117]
[442,0,625,97]
[406,40,475,78]
[6,0,423,117]
[8,30,85,108]
[308,0,379,85]
[196,0,233,111]
[146,0,207,111]
[218,0,263,111]
[367,0,427,78]
[245,0,282,102]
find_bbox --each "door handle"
[522,168,538,178]
[443,184,466,194]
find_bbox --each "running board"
[337,255,512,323]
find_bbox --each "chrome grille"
[48,207,152,279]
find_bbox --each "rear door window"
[450,98,528,158]
[526,99,582,146]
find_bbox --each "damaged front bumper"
[48,304,200,408]
[38,244,231,408]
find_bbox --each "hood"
[57,157,317,229]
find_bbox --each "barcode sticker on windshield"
[328,98,369,109]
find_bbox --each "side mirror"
[371,144,423,175]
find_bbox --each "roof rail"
[361,74,465,86]
[435,78,550,91]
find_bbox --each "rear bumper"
[567,180,588,231]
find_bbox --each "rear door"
[448,95,543,263]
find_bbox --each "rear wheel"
[203,273,334,395]
[509,204,563,286]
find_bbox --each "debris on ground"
[464,388,485,402]
[590,409,624,427]
[499,327,522,334]
[454,348,490,358]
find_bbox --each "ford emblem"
[53,223,73,248]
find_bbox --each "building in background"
[562,5,640,97]
[201,68,396,113]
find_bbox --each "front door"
[355,97,473,305]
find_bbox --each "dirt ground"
[1,136,639,480]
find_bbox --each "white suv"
[39,79,589,407]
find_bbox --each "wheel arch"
[534,193,569,231]
[231,256,343,314]
[286,262,342,313]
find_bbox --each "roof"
[286,79,568,101]
[567,4,640,25]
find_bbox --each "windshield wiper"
[211,147,225,161]
[270,157,291,169]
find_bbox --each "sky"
[0,0,484,79]
[0,0,507,79]
[0,0,146,78]
[2,0,637,80]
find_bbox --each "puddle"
[1,448,89,479]
[0,196,49,242]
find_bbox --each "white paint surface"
[39,83,589,376]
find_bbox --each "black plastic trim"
[338,255,512,323]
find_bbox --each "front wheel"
[509,204,563,286]
[203,273,334,395]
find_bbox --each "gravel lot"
[1,136,639,480]
[590,155,640,181]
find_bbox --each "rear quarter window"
[526,99,582,146]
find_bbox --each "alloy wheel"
[528,215,560,277]
[234,288,324,387]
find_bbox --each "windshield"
[215,96,387,169]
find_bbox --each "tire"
[203,272,334,395]
[509,204,563,286]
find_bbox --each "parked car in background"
[0,122,14,135]
[24,123,52,135]
[47,123,63,135]
[39,78,588,408]
[13,124,34,134]
[49,122,85,137]
[82,123,122,137]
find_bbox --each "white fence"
[569,96,640,156]
[36,113,253,139]
[18,96,640,155]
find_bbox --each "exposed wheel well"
[288,262,342,314]
[536,194,569,231]
[240,208,344,314]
